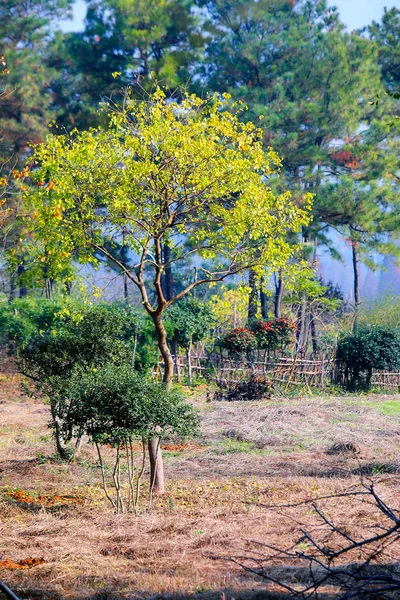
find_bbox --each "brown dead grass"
[0,374,399,599]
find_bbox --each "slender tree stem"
[148,437,161,510]
[95,442,117,511]
[352,242,360,331]
[135,439,146,510]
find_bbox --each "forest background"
[1,0,400,320]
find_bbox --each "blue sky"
[61,0,400,33]
[328,0,399,29]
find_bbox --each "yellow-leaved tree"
[29,88,312,492]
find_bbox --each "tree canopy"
[29,88,311,322]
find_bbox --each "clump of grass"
[211,439,262,455]
[376,400,400,416]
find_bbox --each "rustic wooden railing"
[154,354,400,390]
[154,354,334,388]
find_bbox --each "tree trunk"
[163,244,174,302]
[248,269,258,323]
[310,304,318,356]
[44,278,53,300]
[260,277,268,319]
[8,270,16,301]
[51,407,70,460]
[148,313,174,495]
[274,276,283,318]
[148,437,164,496]
[17,264,27,298]
[120,235,130,301]
[153,314,174,386]
[123,273,128,301]
[296,295,307,355]
[187,342,192,384]
[352,243,360,331]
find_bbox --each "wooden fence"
[371,371,400,390]
[155,354,400,390]
[154,354,334,388]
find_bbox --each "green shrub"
[66,365,199,512]
[66,365,199,445]
[0,297,157,371]
[0,296,68,351]
[337,326,400,391]
[18,302,143,457]
[19,304,137,379]
[166,298,213,351]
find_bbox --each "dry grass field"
[0,371,399,599]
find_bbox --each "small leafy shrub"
[220,319,295,357]
[66,365,199,512]
[1,297,157,372]
[337,326,400,391]
[220,327,257,355]
[250,318,296,350]
[18,303,143,458]
[0,296,68,352]
[67,366,198,445]
[212,374,272,401]
[166,298,213,350]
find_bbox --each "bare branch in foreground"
[211,482,400,599]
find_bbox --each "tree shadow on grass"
[11,564,400,600]
[4,558,399,600]
[4,586,340,600]
[171,451,400,480]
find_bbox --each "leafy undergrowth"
[0,376,399,599]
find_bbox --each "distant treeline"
[1,0,399,317]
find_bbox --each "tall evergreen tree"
[0,0,73,163]
[368,7,400,91]
[197,0,395,313]
[317,117,400,314]
[50,0,202,130]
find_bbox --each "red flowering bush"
[220,327,257,355]
[220,319,295,356]
[250,318,295,350]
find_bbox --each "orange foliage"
[331,149,359,169]
[7,489,84,507]
[0,557,45,570]
[161,442,202,452]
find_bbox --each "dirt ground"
[0,372,399,599]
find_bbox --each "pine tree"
[50,0,202,130]
[316,113,400,316]
[368,7,400,91]
[0,0,73,162]
[197,0,394,317]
